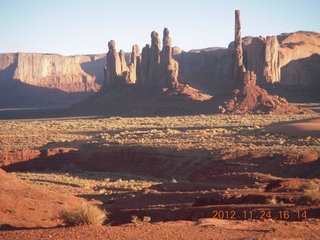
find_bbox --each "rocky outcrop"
[217,10,311,115]
[103,41,140,87]
[138,31,162,87]
[104,28,180,89]
[104,40,122,86]
[159,28,179,88]
[219,71,309,114]
[127,45,141,84]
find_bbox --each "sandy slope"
[266,118,320,137]
[0,169,84,228]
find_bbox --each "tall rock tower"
[234,10,246,87]
[139,28,179,89]
[104,40,122,86]
[160,28,179,88]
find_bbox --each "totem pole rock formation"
[104,40,142,86]
[234,10,246,87]
[218,10,310,114]
[104,40,121,86]
[138,28,179,88]
[160,28,179,88]
[104,28,179,89]
[127,45,141,84]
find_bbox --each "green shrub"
[59,202,107,226]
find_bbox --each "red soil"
[0,168,84,228]
[0,219,319,240]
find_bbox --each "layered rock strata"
[0,53,103,92]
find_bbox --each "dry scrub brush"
[59,202,108,226]
[297,180,320,205]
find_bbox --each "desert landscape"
[0,1,319,239]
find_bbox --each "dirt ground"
[0,114,319,239]
[1,219,320,240]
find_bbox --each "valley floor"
[0,110,319,239]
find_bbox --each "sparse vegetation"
[297,190,320,205]
[131,215,141,224]
[143,216,151,223]
[59,202,107,226]
[298,180,320,192]
[297,180,320,205]
[266,197,278,204]
[12,171,164,197]
[269,226,278,233]
[1,114,319,154]
[131,215,151,224]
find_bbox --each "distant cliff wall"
[176,31,320,92]
[0,31,319,107]
[0,52,105,92]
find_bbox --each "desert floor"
[0,106,319,239]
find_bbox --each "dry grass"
[1,113,319,154]
[297,191,320,205]
[59,202,107,226]
[298,180,320,192]
[12,171,164,197]
[131,215,151,224]
[297,180,320,205]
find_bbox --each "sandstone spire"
[217,10,308,114]
[138,44,151,85]
[127,44,141,84]
[150,31,161,85]
[104,40,122,86]
[163,27,172,47]
[234,10,246,86]
[119,50,129,74]
[160,28,179,88]
[104,40,132,86]
[138,31,161,86]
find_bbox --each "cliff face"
[178,31,320,92]
[240,31,320,87]
[0,30,319,107]
[174,48,234,93]
[278,32,320,87]
[0,52,104,92]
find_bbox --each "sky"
[0,0,319,55]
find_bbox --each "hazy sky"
[0,0,319,55]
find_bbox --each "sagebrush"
[59,202,107,226]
